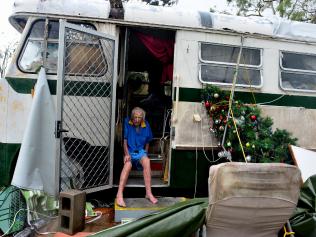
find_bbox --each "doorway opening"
[114,27,175,187]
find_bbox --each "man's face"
[132,111,143,127]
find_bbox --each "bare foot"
[116,196,126,207]
[145,194,158,204]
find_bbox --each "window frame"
[198,42,263,88]
[279,50,316,93]
[17,19,98,75]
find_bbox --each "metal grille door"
[56,21,117,193]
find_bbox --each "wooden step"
[148,153,163,161]
[130,170,162,177]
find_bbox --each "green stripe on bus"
[169,149,213,189]
[0,142,21,186]
[6,77,111,97]
[177,87,316,109]
[7,77,57,94]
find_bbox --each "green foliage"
[201,85,297,163]
[227,0,316,23]
[290,11,307,21]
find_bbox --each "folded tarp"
[90,198,208,237]
[11,67,56,196]
[290,175,316,237]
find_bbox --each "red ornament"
[250,115,257,121]
[205,101,210,108]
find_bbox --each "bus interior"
[114,27,175,187]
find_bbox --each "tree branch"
[288,0,300,19]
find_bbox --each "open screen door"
[55,20,118,194]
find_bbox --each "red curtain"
[136,32,174,84]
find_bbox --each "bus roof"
[11,0,316,42]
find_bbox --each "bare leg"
[116,161,132,207]
[140,157,158,204]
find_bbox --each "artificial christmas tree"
[201,85,297,163]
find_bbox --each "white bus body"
[1,0,316,192]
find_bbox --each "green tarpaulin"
[290,175,316,237]
[91,198,208,237]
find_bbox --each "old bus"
[1,0,316,195]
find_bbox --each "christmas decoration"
[218,150,232,160]
[202,85,297,163]
[205,101,210,108]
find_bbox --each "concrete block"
[59,190,86,235]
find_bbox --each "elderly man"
[116,107,158,207]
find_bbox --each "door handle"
[55,121,69,138]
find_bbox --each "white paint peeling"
[6,85,33,143]
[0,79,9,143]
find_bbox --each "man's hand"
[124,154,131,163]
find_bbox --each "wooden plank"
[289,145,316,182]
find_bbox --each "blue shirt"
[124,117,153,154]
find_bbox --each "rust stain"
[0,85,3,93]
[0,96,6,103]
[12,101,24,112]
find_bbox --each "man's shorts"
[130,149,147,171]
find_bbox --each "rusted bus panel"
[0,79,9,143]
[260,105,316,149]
[172,101,217,149]
[171,101,316,150]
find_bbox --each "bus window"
[19,40,43,72]
[280,51,316,92]
[199,42,262,87]
[65,42,108,76]
[19,20,59,73]
[18,20,99,75]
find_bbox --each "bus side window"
[198,42,262,88]
[280,51,316,92]
[66,43,108,76]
